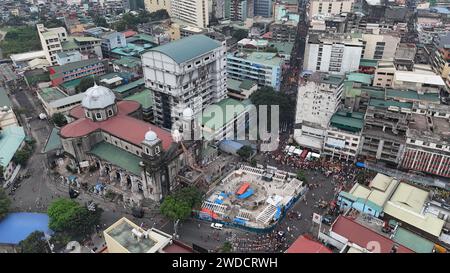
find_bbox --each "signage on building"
[326,138,345,149]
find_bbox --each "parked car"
[210,223,223,230]
[322,215,333,225]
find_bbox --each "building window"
[146,147,150,154]
[96,113,102,119]
[108,109,113,117]
[155,146,160,154]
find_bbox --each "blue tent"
[356,162,366,168]
[0,213,53,244]
[215,199,224,204]
[68,175,77,182]
[237,188,254,199]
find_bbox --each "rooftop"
[43,127,62,153]
[38,87,67,104]
[0,125,26,168]
[369,98,413,109]
[394,71,445,86]
[112,57,141,68]
[104,218,171,253]
[407,113,450,144]
[113,78,145,94]
[383,182,445,237]
[124,89,154,109]
[329,111,364,132]
[245,52,284,67]
[49,59,104,78]
[286,235,332,253]
[331,216,414,253]
[393,227,435,253]
[90,142,141,175]
[147,35,222,64]
[386,89,440,103]
[0,87,12,108]
[347,73,373,85]
[202,98,251,132]
[359,59,378,68]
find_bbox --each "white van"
[210,223,223,230]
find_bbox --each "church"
[59,83,192,205]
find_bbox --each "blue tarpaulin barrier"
[233,218,247,226]
[215,199,224,204]
[273,207,282,221]
[237,188,254,199]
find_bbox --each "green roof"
[227,78,242,91]
[113,78,145,94]
[202,98,251,131]
[38,87,67,103]
[330,111,364,132]
[246,52,283,67]
[43,127,62,153]
[393,227,435,253]
[148,35,222,64]
[240,79,256,90]
[347,73,373,85]
[124,89,153,109]
[73,36,101,43]
[369,98,413,109]
[268,42,294,54]
[60,77,85,90]
[0,125,26,167]
[386,89,440,102]
[361,87,385,99]
[359,59,378,67]
[90,142,142,175]
[112,57,141,68]
[61,37,80,51]
[0,87,12,108]
[127,33,157,44]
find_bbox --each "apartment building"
[227,51,283,91]
[85,27,127,57]
[359,32,401,60]
[37,24,68,66]
[269,21,297,43]
[142,35,227,129]
[294,73,345,151]
[309,0,354,17]
[171,0,209,28]
[254,0,273,18]
[304,33,363,75]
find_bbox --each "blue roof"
[0,125,26,168]
[0,213,53,244]
[147,35,222,64]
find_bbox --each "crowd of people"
[227,230,288,253]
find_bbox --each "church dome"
[182,107,194,119]
[144,129,158,142]
[81,84,116,110]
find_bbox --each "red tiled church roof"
[331,216,414,253]
[286,235,332,253]
[60,100,173,150]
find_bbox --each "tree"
[296,170,307,183]
[94,17,108,28]
[51,113,67,127]
[221,242,232,253]
[18,231,50,253]
[0,188,11,220]
[75,77,96,93]
[13,149,31,166]
[160,186,203,221]
[237,145,253,160]
[265,47,278,53]
[232,29,248,41]
[47,198,102,239]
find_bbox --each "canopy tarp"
[237,188,254,199]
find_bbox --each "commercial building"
[225,0,250,21]
[309,0,354,17]
[49,59,107,87]
[383,182,446,240]
[85,27,127,57]
[227,51,283,91]
[304,33,364,75]
[337,173,399,217]
[360,100,411,165]
[112,56,143,77]
[392,71,445,94]
[269,21,297,43]
[294,73,345,151]
[323,111,364,161]
[358,32,401,60]
[401,104,450,178]
[171,0,209,28]
[227,78,257,100]
[55,51,83,66]
[142,35,227,129]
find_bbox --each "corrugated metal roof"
[90,142,141,175]
[393,227,435,253]
[0,125,26,167]
[147,35,222,64]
